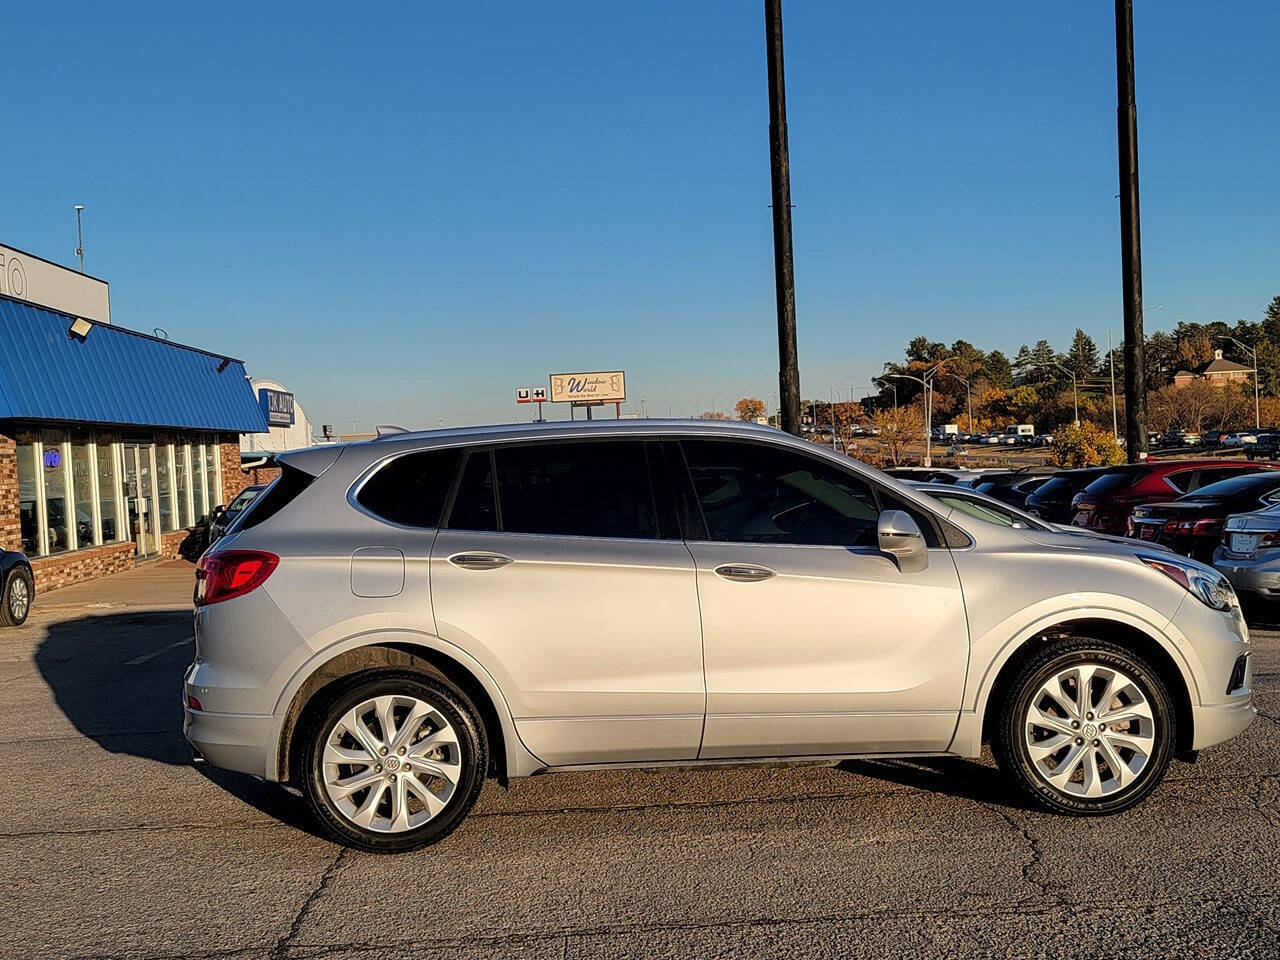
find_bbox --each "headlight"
[1140,554,1238,612]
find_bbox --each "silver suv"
[185,420,1255,852]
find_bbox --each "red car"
[1070,460,1276,536]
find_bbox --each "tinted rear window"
[447,450,498,532]
[1082,469,1143,496]
[356,449,461,528]
[235,465,314,532]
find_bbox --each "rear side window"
[448,451,498,532]
[356,449,461,528]
[493,440,659,539]
[235,465,315,532]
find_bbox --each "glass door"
[123,443,157,558]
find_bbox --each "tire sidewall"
[1002,641,1175,815]
[2,569,32,627]
[302,672,487,853]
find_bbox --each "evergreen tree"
[980,350,1013,389]
[1064,329,1099,380]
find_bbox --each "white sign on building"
[548,371,626,404]
[0,242,111,324]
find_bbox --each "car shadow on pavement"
[837,755,1024,809]
[35,610,326,840]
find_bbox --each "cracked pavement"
[3,561,1280,959]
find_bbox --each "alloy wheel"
[8,577,29,621]
[1022,663,1156,798]
[321,694,462,833]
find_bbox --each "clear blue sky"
[4,1,1277,429]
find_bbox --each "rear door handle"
[449,553,513,570]
[714,563,776,583]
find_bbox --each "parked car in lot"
[1246,432,1280,461]
[0,550,34,627]
[1128,472,1280,561]
[1216,503,1280,605]
[186,421,1255,851]
[966,467,1058,509]
[1071,460,1270,536]
[1023,468,1108,524]
[207,484,267,547]
[1221,432,1257,448]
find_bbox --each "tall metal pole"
[765,0,802,436]
[74,205,85,273]
[1109,329,1120,440]
[1115,0,1147,460]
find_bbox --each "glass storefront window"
[204,441,220,510]
[97,433,121,543]
[41,429,71,554]
[15,431,38,555]
[175,443,191,528]
[158,444,176,532]
[71,432,97,547]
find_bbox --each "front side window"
[493,440,658,539]
[680,439,879,546]
[356,448,461,527]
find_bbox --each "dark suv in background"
[1022,468,1107,524]
[1071,460,1272,536]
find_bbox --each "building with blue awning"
[0,283,268,590]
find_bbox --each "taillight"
[1169,518,1221,536]
[195,550,279,606]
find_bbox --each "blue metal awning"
[0,294,268,432]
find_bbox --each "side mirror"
[877,510,929,574]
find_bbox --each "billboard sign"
[548,371,625,404]
[258,388,296,427]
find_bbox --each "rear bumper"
[182,662,277,780]
[1215,558,1280,598]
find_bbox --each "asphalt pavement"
[3,561,1280,959]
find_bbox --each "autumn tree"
[735,397,766,422]
[872,404,925,466]
[1173,334,1214,372]
[1052,422,1125,468]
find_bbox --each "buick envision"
[185,421,1255,852]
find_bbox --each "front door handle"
[449,553,513,571]
[714,563,776,583]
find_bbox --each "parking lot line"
[125,637,193,666]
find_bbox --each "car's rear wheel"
[301,671,487,852]
[994,638,1175,815]
[0,568,33,627]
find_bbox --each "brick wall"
[222,437,282,503]
[29,542,136,593]
[0,425,19,553]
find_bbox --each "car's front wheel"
[301,671,487,852]
[994,639,1175,815]
[0,568,33,627]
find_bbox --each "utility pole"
[765,0,801,436]
[1115,0,1147,461]
[74,205,85,273]
[1109,329,1120,440]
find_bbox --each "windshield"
[931,493,1050,531]
[227,488,262,514]
[1185,473,1280,501]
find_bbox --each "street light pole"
[946,372,973,433]
[1224,336,1260,430]
[887,360,948,467]
[1108,328,1120,440]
